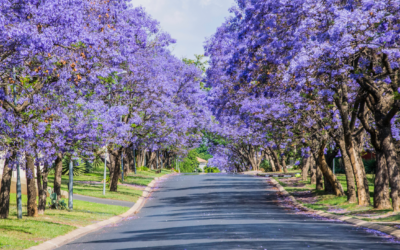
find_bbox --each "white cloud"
[130,0,235,59]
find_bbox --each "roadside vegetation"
[273,174,400,228]
[0,194,129,250]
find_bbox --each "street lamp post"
[121,152,124,182]
[156,150,159,169]
[12,68,22,219]
[133,147,136,175]
[103,147,107,195]
[68,159,73,210]
[16,157,22,219]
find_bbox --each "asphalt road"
[57,174,399,250]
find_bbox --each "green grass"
[365,214,400,222]
[0,168,173,249]
[47,169,173,202]
[275,174,386,215]
[0,194,128,250]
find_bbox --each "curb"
[267,177,400,239]
[27,173,177,250]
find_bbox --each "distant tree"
[180,149,200,173]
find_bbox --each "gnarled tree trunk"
[374,150,391,209]
[37,162,49,215]
[109,149,121,192]
[316,161,324,191]
[310,156,317,185]
[302,157,310,181]
[268,147,282,172]
[54,153,63,201]
[336,138,357,203]
[317,144,345,196]
[380,126,400,211]
[26,154,38,217]
[0,152,14,219]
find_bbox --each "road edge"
[265,176,400,238]
[27,173,177,250]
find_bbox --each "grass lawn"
[0,194,128,250]
[47,168,173,202]
[273,174,400,222]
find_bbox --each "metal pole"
[133,147,136,175]
[68,160,73,210]
[144,150,146,168]
[156,150,159,169]
[16,157,22,219]
[160,151,163,169]
[13,68,22,219]
[103,148,107,195]
[121,152,124,182]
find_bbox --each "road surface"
[57,174,399,250]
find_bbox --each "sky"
[131,0,236,60]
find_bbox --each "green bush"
[363,159,377,174]
[47,191,67,210]
[260,160,271,172]
[137,166,150,171]
[204,166,220,173]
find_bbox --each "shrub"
[204,166,220,173]
[260,160,271,172]
[363,159,377,174]
[47,190,67,210]
[137,166,150,171]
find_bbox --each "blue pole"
[16,157,22,219]
[103,148,107,195]
[160,151,163,169]
[121,152,124,182]
[13,68,22,219]
[68,160,73,210]
[144,150,146,168]
[157,150,159,169]
[133,148,136,175]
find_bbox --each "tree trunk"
[0,152,13,219]
[148,151,156,170]
[380,126,400,211]
[109,150,120,192]
[268,147,282,172]
[374,150,391,209]
[25,155,38,217]
[54,153,63,201]
[310,156,317,185]
[302,157,310,181]
[36,162,49,215]
[316,162,324,191]
[126,148,135,172]
[123,148,130,176]
[317,145,345,196]
[266,153,276,172]
[337,139,357,203]
[280,154,288,173]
